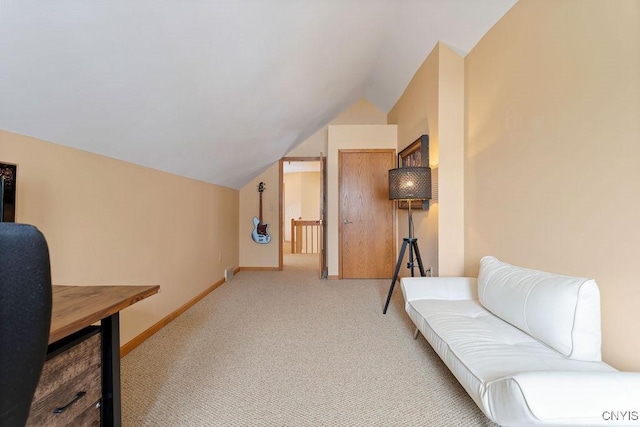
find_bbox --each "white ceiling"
[0,0,517,189]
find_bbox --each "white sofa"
[401,256,640,426]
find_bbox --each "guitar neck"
[259,192,263,223]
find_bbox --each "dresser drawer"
[73,399,101,426]
[27,329,102,426]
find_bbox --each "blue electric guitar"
[252,182,271,244]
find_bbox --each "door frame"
[279,156,326,276]
[338,149,396,279]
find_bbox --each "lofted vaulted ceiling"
[0,0,516,189]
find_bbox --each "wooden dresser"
[26,285,159,427]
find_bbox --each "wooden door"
[339,150,395,278]
[319,155,328,278]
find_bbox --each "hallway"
[283,243,318,271]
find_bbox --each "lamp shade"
[388,167,431,200]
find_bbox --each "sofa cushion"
[477,256,601,361]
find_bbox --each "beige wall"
[0,130,239,346]
[465,0,640,370]
[327,125,397,277]
[283,173,302,241]
[239,163,280,267]
[283,171,320,241]
[437,46,465,276]
[300,172,321,220]
[387,42,465,277]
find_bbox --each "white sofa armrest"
[486,371,640,425]
[400,277,478,302]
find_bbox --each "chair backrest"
[0,223,52,427]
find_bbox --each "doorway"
[280,157,327,276]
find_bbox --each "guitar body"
[252,182,271,244]
[252,217,271,244]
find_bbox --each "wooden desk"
[45,285,159,427]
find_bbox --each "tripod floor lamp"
[383,166,431,314]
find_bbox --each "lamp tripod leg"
[411,239,426,276]
[408,237,415,277]
[383,239,409,314]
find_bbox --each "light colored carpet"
[122,270,496,426]
[283,253,318,271]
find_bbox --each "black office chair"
[0,223,52,427]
